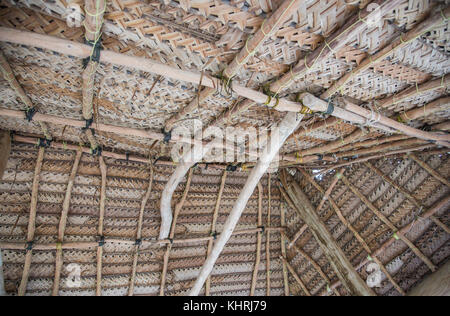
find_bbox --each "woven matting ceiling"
[0,0,448,296]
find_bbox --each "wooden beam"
[280,203,289,296]
[128,166,154,296]
[250,182,263,296]
[398,97,450,123]
[205,170,227,296]
[0,227,286,251]
[18,146,45,296]
[279,170,375,296]
[96,156,107,296]
[364,162,449,234]
[0,130,11,180]
[280,256,311,296]
[407,260,450,296]
[52,150,82,296]
[408,153,450,187]
[299,169,405,295]
[282,231,340,296]
[322,7,450,99]
[188,113,302,296]
[340,174,437,272]
[163,0,304,132]
[0,51,51,139]
[266,174,271,296]
[0,27,312,113]
[271,0,401,94]
[304,195,450,293]
[160,168,193,296]
[380,74,450,109]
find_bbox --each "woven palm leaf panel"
[0,0,448,296]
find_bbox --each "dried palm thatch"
[0,0,448,296]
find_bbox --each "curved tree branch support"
[188,113,302,296]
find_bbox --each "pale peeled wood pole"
[0,27,311,113]
[163,0,303,132]
[250,182,263,296]
[1,26,446,145]
[188,113,302,296]
[266,174,271,296]
[205,170,227,296]
[18,146,45,296]
[96,156,107,296]
[407,260,450,296]
[128,167,154,296]
[52,150,83,296]
[280,170,376,296]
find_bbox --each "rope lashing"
[323,100,335,115]
[167,238,174,245]
[211,231,218,240]
[98,235,105,247]
[82,37,103,68]
[162,129,172,144]
[263,85,280,109]
[226,163,241,172]
[82,118,94,131]
[257,225,265,233]
[25,241,34,251]
[135,239,142,246]
[37,138,52,148]
[25,107,37,122]
[295,94,314,115]
[214,70,234,98]
[56,242,63,251]
[91,145,102,157]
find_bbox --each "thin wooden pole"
[163,0,304,132]
[322,7,450,99]
[340,174,437,272]
[364,162,449,234]
[280,171,375,296]
[299,169,405,295]
[52,150,82,296]
[265,174,271,296]
[128,167,154,296]
[327,194,450,293]
[96,156,107,296]
[280,203,289,296]
[280,256,311,296]
[205,170,227,296]
[408,153,450,187]
[18,146,45,296]
[250,182,263,296]
[160,169,193,296]
[0,130,11,180]
[0,227,286,251]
